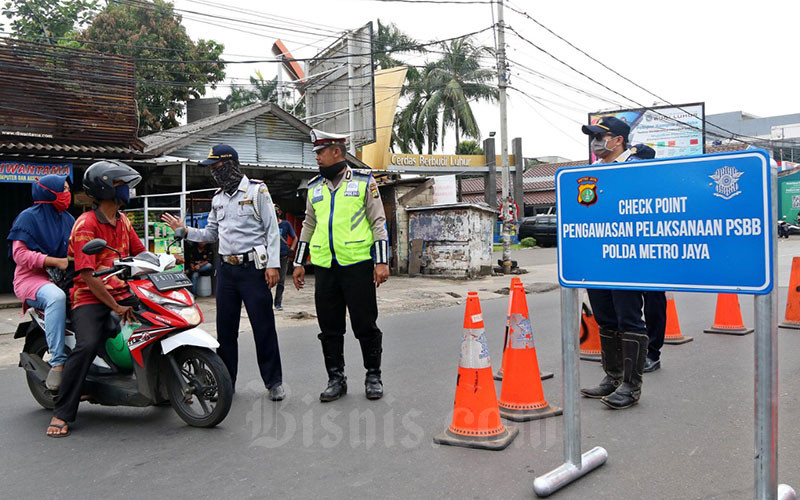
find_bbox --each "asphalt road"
[1,282,799,499]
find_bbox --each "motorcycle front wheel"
[166,347,233,428]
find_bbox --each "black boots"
[601,331,648,409]
[581,328,623,398]
[360,335,384,400]
[319,335,347,402]
[319,334,384,401]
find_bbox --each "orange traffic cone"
[704,293,753,335]
[780,257,800,329]
[663,292,693,344]
[434,292,518,450]
[498,283,562,422]
[580,302,602,361]
[495,278,553,381]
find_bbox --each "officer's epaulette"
[307,174,324,188]
[351,168,372,179]
[249,179,264,184]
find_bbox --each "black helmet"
[83,160,141,200]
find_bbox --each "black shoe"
[643,358,661,373]
[268,384,285,401]
[580,376,620,398]
[320,375,347,402]
[365,372,383,400]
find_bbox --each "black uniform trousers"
[54,296,139,422]
[644,291,667,361]
[314,260,382,342]
[216,261,282,389]
[586,289,647,335]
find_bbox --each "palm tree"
[418,38,498,153]
[372,20,423,72]
[224,70,278,110]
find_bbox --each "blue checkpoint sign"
[556,149,773,294]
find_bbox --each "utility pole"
[496,0,512,274]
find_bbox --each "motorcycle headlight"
[165,304,201,326]
[140,288,185,307]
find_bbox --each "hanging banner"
[0,161,73,183]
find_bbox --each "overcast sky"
[23,1,800,161]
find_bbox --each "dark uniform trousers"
[644,291,667,361]
[54,296,140,422]
[216,261,282,389]
[586,289,647,335]
[314,260,381,342]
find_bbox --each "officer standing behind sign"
[578,117,659,409]
[162,144,285,401]
[292,129,389,402]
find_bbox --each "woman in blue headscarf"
[8,174,75,391]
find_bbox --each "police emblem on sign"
[710,166,744,200]
[577,176,598,206]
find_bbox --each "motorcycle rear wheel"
[166,347,233,428]
[24,333,56,410]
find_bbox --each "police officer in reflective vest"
[292,129,389,402]
[162,144,285,401]
[578,117,662,409]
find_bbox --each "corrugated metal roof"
[140,101,367,168]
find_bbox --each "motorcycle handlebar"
[92,267,119,278]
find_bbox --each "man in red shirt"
[47,161,143,438]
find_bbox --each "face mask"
[591,137,616,156]
[35,181,72,212]
[114,184,130,206]
[211,159,244,195]
[319,161,346,180]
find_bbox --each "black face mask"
[319,161,347,180]
[211,159,244,194]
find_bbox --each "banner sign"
[0,161,73,183]
[388,154,515,168]
[589,102,704,162]
[557,150,772,294]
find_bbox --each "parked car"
[519,215,557,247]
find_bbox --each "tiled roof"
[0,139,147,158]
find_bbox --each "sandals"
[46,422,70,438]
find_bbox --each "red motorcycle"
[17,234,233,428]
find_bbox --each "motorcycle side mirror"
[82,239,109,255]
[173,227,187,240]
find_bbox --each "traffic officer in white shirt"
[292,129,389,402]
[162,144,285,401]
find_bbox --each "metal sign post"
[537,150,796,499]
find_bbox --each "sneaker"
[275,304,283,311]
[268,384,285,401]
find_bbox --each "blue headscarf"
[8,175,75,258]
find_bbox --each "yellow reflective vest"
[308,172,374,267]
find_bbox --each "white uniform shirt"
[187,175,281,268]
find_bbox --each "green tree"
[2,0,98,43]
[80,0,225,135]
[224,70,278,110]
[456,140,483,155]
[419,38,497,153]
[372,19,424,73]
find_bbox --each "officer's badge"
[577,176,598,206]
[709,166,744,200]
[311,185,324,203]
[370,183,380,199]
[345,182,360,197]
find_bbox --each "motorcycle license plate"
[149,271,192,292]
